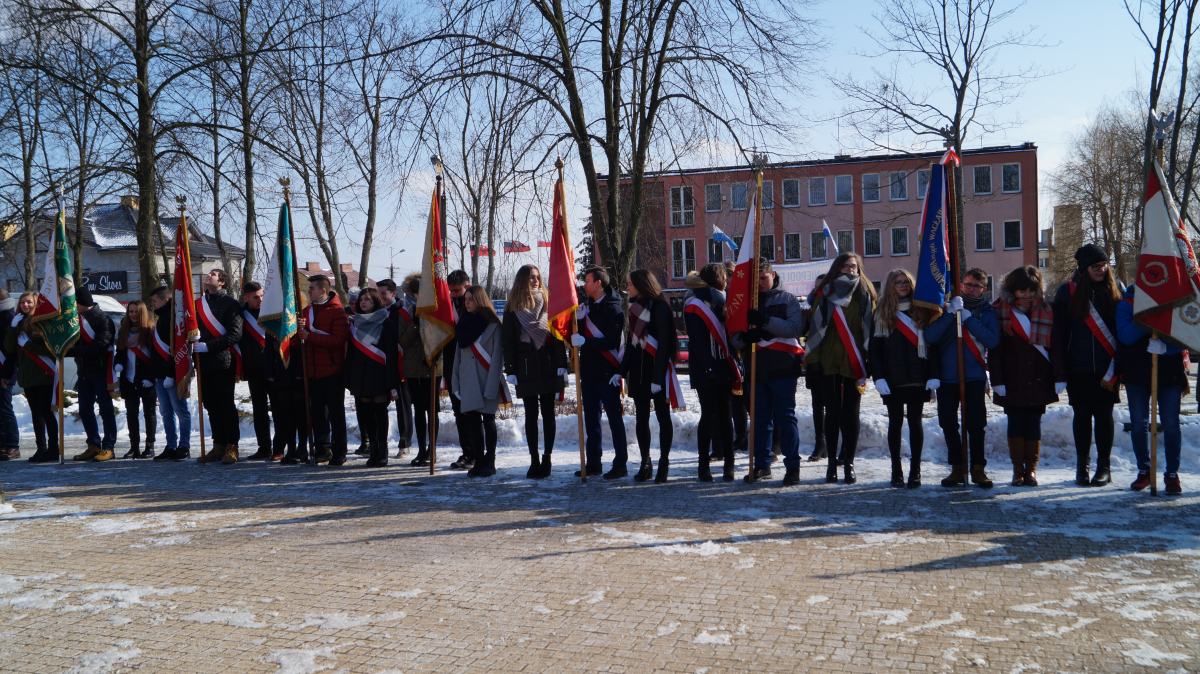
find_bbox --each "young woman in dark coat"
[869,269,936,488]
[619,269,678,483]
[115,300,158,459]
[345,288,399,467]
[502,264,568,479]
[683,264,737,482]
[1050,244,1122,487]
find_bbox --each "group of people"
[0,243,1189,495]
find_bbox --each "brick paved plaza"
[2,437,1199,673]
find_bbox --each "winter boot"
[744,466,771,484]
[808,436,828,462]
[409,447,430,467]
[154,446,175,461]
[941,465,966,488]
[123,432,141,459]
[73,442,103,462]
[141,438,156,459]
[971,464,993,489]
[723,451,735,482]
[526,451,541,479]
[481,448,497,477]
[537,452,552,479]
[92,448,114,462]
[698,449,713,482]
[246,446,273,461]
[1023,441,1041,486]
[654,454,670,484]
[1130,471,1151,491]
[889,449,905,488]
[1007,437,1025,486]
[198,444,227,464]
[634,456,654,483]
[1091,446,1112,486]
[908,447,922,488]
[825,459,838,484]
[221,444,239,465]
[782,467,800,486]
[1075,449,1091,486]
[141,412,157,458]
[843,462,856,485]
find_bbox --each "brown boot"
[970,464,993,489]
[198,444,227,464]
[221,444,239,465]
[1008,437,1025,486]
[940,465,966,487]
[73,442,103,462]
[1023,441,1041,486]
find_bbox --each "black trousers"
[697,385,733,464]
[810,378,827,449]
[26,385,58,456]
[731,390,749,452]
[407,377,437,453]
[246,375,272,452]
[451,392,474,459]
[269,383,308,458]
[463,410,496,463]
[886,396,924,467]
[119,379,157,449]
[523,393,556,455]
[632,390,672,460]
[821,374,862,466]
[395,380,413,449]
[937,379,988,466]
[1006,406,1045,441]
[1068,372,1115,462]
[201,368,240,445]
[310,372,347,458]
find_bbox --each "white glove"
[557,368,568,376]
[609,374,622,387]
[948,296,964,314]
[571,334,586,347]
[188,333,200,343]
[192,342,208,353]
[114,363,123,373]
[993,385,1007,397]
[925,379,940,391]
[141,380,153,388]
[163,378,174,388]
[391,389,398,399]
[506,375,518,385]
[799,300,811,311]
[650,383,662,394]
[875,379,891,396]
[1055,381,1067,395]
[1148,337,1168,355]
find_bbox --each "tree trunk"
[357,100,380,288]
[134,0,161,303]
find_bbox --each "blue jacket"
[1116,286,1187,389]
[925,299,1000,384]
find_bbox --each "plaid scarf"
[993,296,1052,348]
[628,296,653,347]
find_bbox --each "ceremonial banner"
[415,183,455,363]
[259,202,298,366]
[912,151,960,313]
[725,191,759,334]
[547,175,578,341]
[1132,157,1200,351]
[173,220,200,398]
[30,208,80,359]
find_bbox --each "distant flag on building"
[503,240,531,253]
[258,201,299,366]
[912,150,960,313]
[546,172,577,341]
[469,244,494,257]
[30,205,80,360]
[712,225,738,252]
[822,220,839,256]
[725,189,759,334]
[537,240,552,248]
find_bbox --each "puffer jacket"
[1116,285,1188,390]
[730,272,806,381]
[501,308,568,399]
[988,288,1059,408]
[303,293,350,380]
[682,271,737,389]
[869,308,932,390]
[67,304,114,380]
[619,297,677,396]
[195,289,243,371]
[576,288,625,383]
[926,297,999,384]
[1050,278,1121,380]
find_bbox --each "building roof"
[299,261,373,289]
[35,201,245,262]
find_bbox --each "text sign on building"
[81,270,128,295]
[772,261,829,300]
[493,299,506,317]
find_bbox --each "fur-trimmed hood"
[684,270,708,289]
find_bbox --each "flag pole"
[179,199,206,461]
[430,174,442,477]
[1149,136,1169,496]
[943,160,969,481]
[57,358,64,465]
[281,178,313,464]
[746,165,764,483]
[555,158,587,484]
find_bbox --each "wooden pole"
[944,162,969,479]
[179,201,207,460]
[57,359,64,465]
[554,158,587,483]
[430,175,442,477]
[281,179,313,464]
[1150,139,1166,496]
[746,168,764,482]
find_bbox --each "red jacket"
[303,294,350,379]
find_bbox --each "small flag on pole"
[822,220,839,256]
[547,174,577,340]
[503,240,531,253]
[258,201,298,366]
[713,225,738,252]
[537,240,552,248]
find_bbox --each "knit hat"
[1074,243,1108,270]
[75,285,94,306]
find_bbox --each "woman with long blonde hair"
[6,292,58,462]
[115,300,159,458]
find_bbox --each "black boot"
[782,467,800,486]
[654,455,669,484]
[123,429,141,459]
[153,446,175,461]
[537,452,552,479]
[698,448,712,482]
[141,438,155,459]
[908,450,922,488]
[526,451,541,479]
[634,457,653,482]
[844,463,857,485]
[743,466,771,483]
[808,436,827,462]
[369,403,390,467]
[723,451,735,482]
[1075,451,1091,487]
[409,447,430,466]
[1091,447,1112,486]
[825,455,838,483]
[890,452,905,488]
[473,447,496,477]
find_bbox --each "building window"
[672,238,696,278]
[732,236,743,251]
[760,234,775,261]
[809,232,826,260]
[707,237,724,264]
[731,183,748,210]
[1004,220,1022,249]
[891,227,909,256]
[864,228,882,257]
[809,177,827,206]
[835,175,853,204]
[837,230,854,254]
[975,222,993,251]
[705,184,722,212]
[782,179,800,207]
[785,232,802,260]
[1038,256,1048,268]
[761,181,773,209]
[862,173,880,203]
[973,165,992,195]
[1002,163,1021,193]
[984,275,995,303]
[889,172,908,200]
[6,279,18,293]
[917,169,931,199]
[670,186,694,227]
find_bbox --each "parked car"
[675,335,689,374]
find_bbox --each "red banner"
[173,219,199,397]
[547,177,577,341]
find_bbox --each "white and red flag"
[725,189,759,334]
[173,219,200,397]
[1133,157,1200,351]
[415,181,455,363]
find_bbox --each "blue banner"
[913,163,950,311]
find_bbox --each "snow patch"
[64,640,141,674]
[298,612,405,630]
[383,589,422,599]
[181,610,267,629]
[693,630,731,645]
[566,590,606,605]
[1120,639,1191,667]
[806,595,829,606]
[657,622,680,636]
[861,608,909,625]
[264,645,343,674]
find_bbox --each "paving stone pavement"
[2,438,1199,673]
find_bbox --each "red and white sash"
[199,295,241,378]
[304,305,330,335]
[964,329,988,369]
[18,332,58,406]
[832,305,867,386]
[153,327,171,361]
[683,298,743,384]
[231,309,267,381]
[895,311,920,349]
[756,336,804,355]
[80,318,118,390]
[577,304,624,369]
[1069,281,1119,386]
[1010,309,1050,361]
[467,340,511,404]
[349,323,387,365]
[637,333,684,409]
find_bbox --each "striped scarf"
[994,296,1052,348]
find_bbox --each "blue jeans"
[76,377,117,451]
[753,376,801,470]
[581,379,627,471]
[0,383,17,449]
[1126,384,1182,475]
[155,378,192,450]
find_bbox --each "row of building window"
[668,164,1022,226]
[670,221,1023,278]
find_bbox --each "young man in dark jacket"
[0,290,18,460]
[194,269,244,465]
[239,281,273,460]
[297,275,351,466]
[69,286,119,462]
[570,267,629,479]
[377,279,411,457]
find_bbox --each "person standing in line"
[297,275,351,466]
[1050,244,1122,487]
[571,266,629,479]
[619,269,678,483]
[803,274,830,463]
[452,285,510,478]
[193,269,244,465]
[926,268,1000,488]
[239,282,274,461]
[263,328,309,464]
[67,286,118,462]
[683,264,737,482]
[5,292,57,462]
[990,266,1058,487]
[148,286,192,461]
[115,300,158,459]
[398,273,441,466]
[502,264,568,479]
[443,270,475,471]
[869,269,935,488]
[730,258,807,485]
[804,253,875,486]
[377,278,412,458]
[0,290,19,460]
[722,260,749,459]
[346,288,399,467]
[1117,284,1187,495]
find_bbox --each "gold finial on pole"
[279,176,291,199]
[176,195,186,213]
[555,156,565,171]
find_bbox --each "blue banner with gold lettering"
[913,162,950,312]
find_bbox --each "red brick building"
[647,143,1038,299]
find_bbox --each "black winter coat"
[262,334,306,387]
[576,289,625,383]
[67,305,115,381]
[869,309,933,403]
[501,310,568,398]
[620,298,677,397]
[1050,280,1120,379]
[116,333,156,389]
[0,298,17,381]
[238,305,267,380]
[344,317,399,398]
[196,290,243,371]
[441,294,468,387]
[150,302,174,380]
[682,286,736,389]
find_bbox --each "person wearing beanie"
[67,285,120,462]
[1051,244,1123,487]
